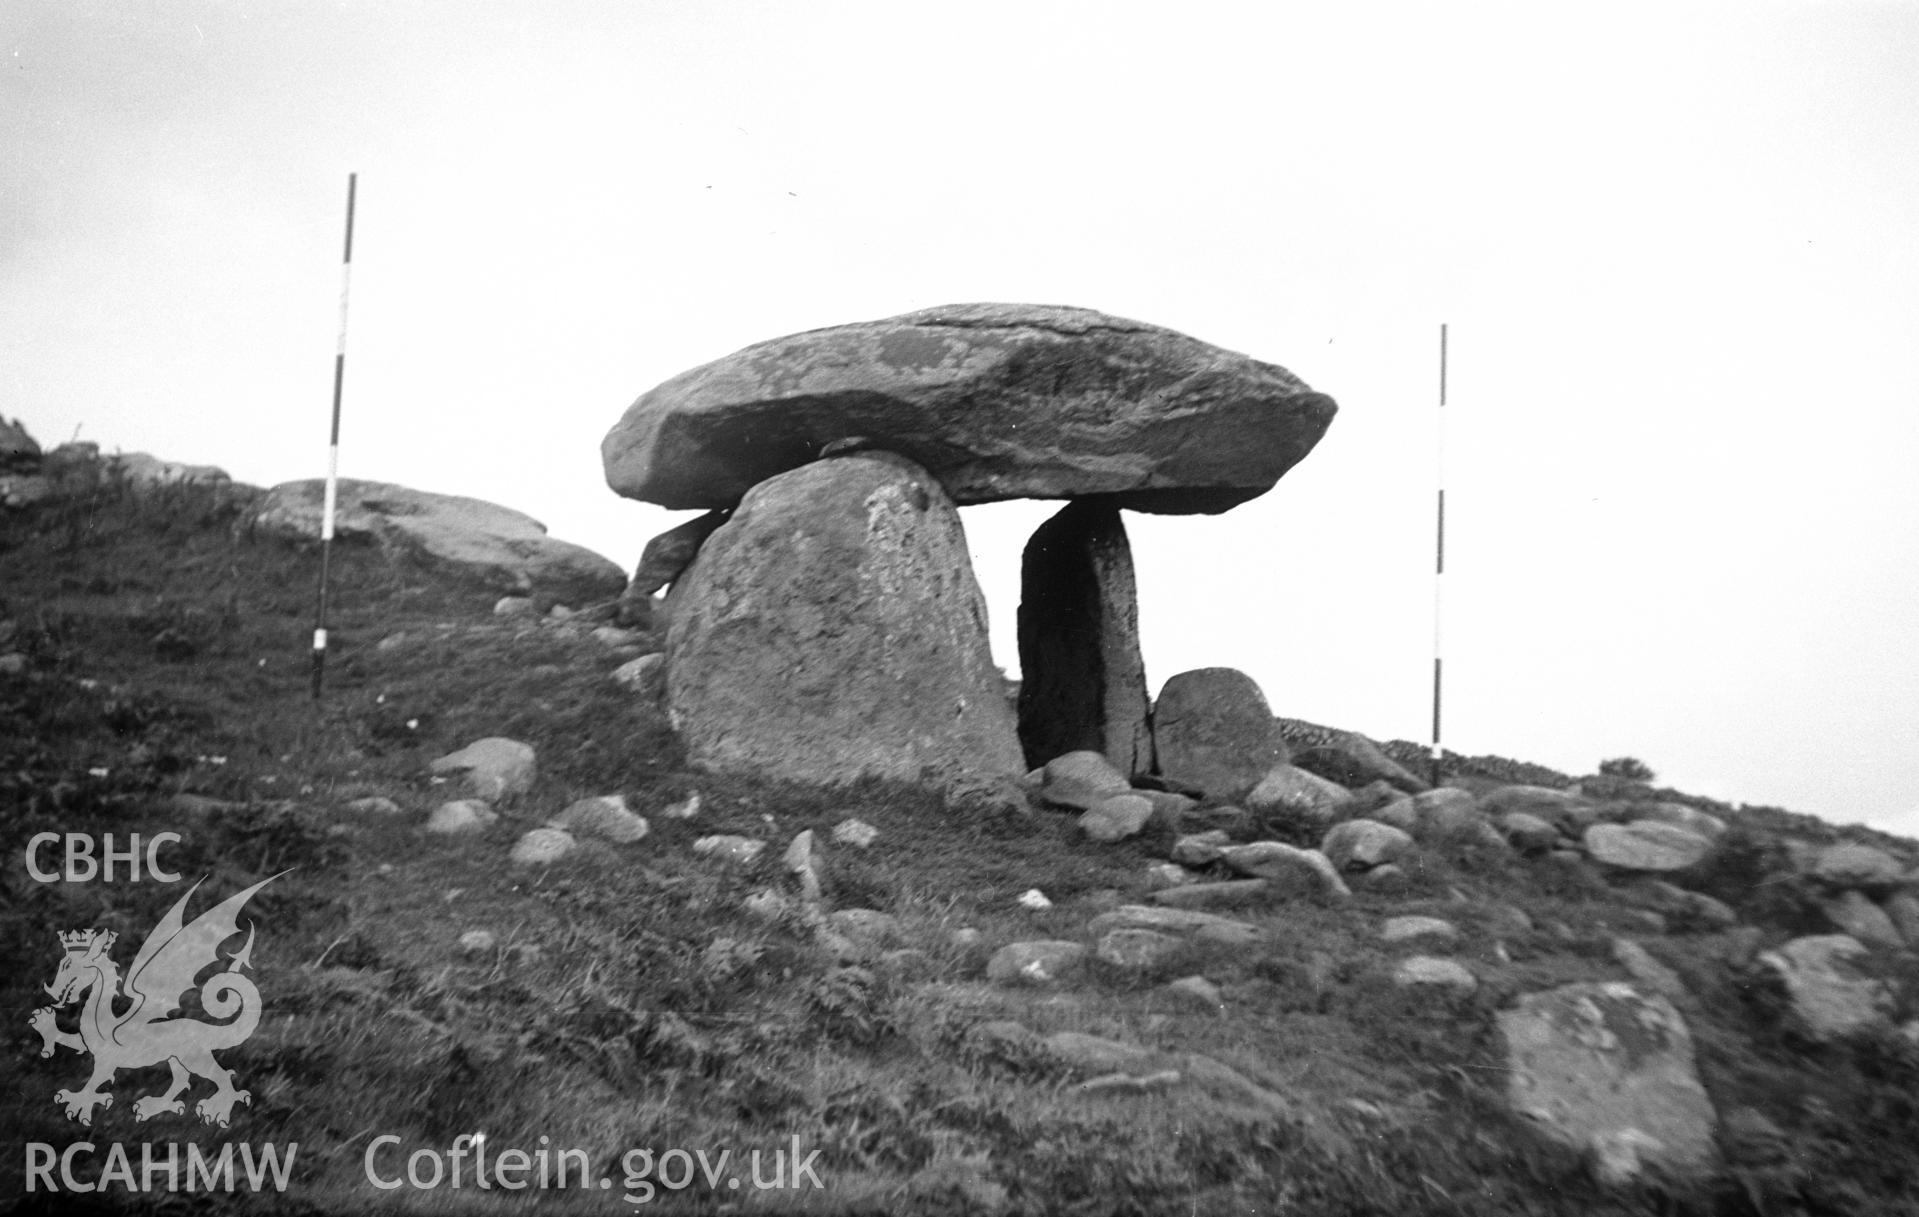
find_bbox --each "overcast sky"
[6,1,1916,836]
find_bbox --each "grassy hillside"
[3,464,1917,1215]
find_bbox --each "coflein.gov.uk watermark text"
[365,1133,825,1204]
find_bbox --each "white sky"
[5,1,1916,836]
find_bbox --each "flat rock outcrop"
[1498,982,1718,1185]
[603,302,1336,514]
[256,479,623,600]
[1016,501,1154,776]
[665,452,1025,799]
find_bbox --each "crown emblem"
[57,929,113,952]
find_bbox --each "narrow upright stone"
[1016,501,1154,777]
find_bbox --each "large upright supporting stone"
[665,452,1025,800]
[1016,501,1154,777]
[1152,668,1288,800]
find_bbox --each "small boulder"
[346,796,403,815]
[1217,841,1350,902]
[1812,843,1903,890]
[493,596,535,617]
[551,795,649,843]
[832,818,880,849]
[1038,750,1132,810]
[1170,831,1232,866]
[1822,890,1903,949]
[1583,821,1714,872]
[510,827,576,865]
[1381,916,1459,949]
[1320,819,1414,872]
[425,800,497,835]
[1078,793,1155,843]
[1095,929,1183,971]
[1633,802,1727,840]
[1392,956,1477,994]
[1500,812,1561,855]
[1145,862,1196,891]
[986,941,1088,987]
[692,835,765,865]
[1480,785,1589,835]
[429,737,537,802]
[610,653,667,699]
[1149,880,1270,910]
[1151,668,1289,800]
[1165,975,1225,1012]
[1757,934,1896,1041]
[1884,892,1919,946]
[1088,904,1260,946]
[1243,764,1351,830]
[1289,730,1429,795]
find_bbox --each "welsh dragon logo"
[30,874,281,1128]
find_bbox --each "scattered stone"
[986,941,1088,987]
[1358,863,1410,892]
[1095,929,1183,970]
[1479,785,1589,835]
[0,653,26,676]
[546,604,575,622]
[1381,916,1459,949]
[1370,798,1419,834]
[1016,501,1154,778]
[1170,831,1232,866]
[1320,819,1414,872]
[551,795,649,843]
[610,653,666,698]
[661,792,701,819]
[876,948,935,980]
[1633,802,1727,840]
[1812,843,1902,890]
[1145,862,1196,890]
[743,889,793,921]
[425,800,497,835]
[1150,880,1269,910]
[951,928,985,951]
[1036,750,1132,810]
[1044,1030,1157,1077]
[510,827,576,865]
[1243,764,1351,829]
[1017,888,1053,910]
[1392,956,1477,994]
[1078,793,1155,843]
[1612,938,1687,1000]
[1165,975,1225,1012]
[601,301,1336,515]
[1822,890,1903,948]
[457,930,497,956]
[831,818,879,849]
[1217,841,1351,902]
[346,796,403,816]
[1152,668,1289,800]
[692,835,765,865]
[257,479,623,599]
[628,510,730,598]
[493,596,535,617]
[1498,983,1718,1186]
[1484,904,1535,936]
[1583,821,1714,872]
[429,737,537,802]
[1616,909,1669,936]
[1757,935,1896,1041]
[592,625,648,648]
[1288,729,1429,795]
[1088,904,1260,946]
[1499,811,1561,855]
[827,909,901,955]
[784,830,825,902]
[1885,892,1919,946]
[664,453,1025,800]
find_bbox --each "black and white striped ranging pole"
[312,172,357,701]
[1430,322,1448,784]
